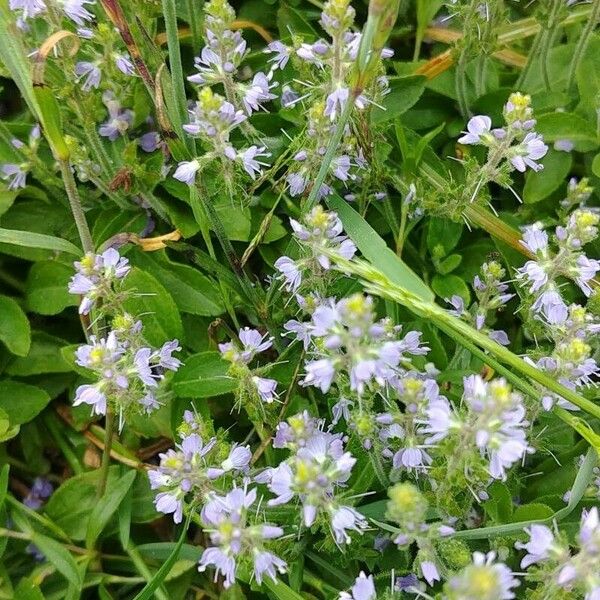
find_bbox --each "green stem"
[58,159,94,254]
[126,542,170,600]
[96,408,115,499]
[161,0,195,155]
[516,16,545,89]
[540,0,563,90]
[302,97,353,213]
[186,0,202,54]
[566,0,600,92]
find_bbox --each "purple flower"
[286,171,308,196]
[339,572,376,600]
[24,477,53,509]
[521,225,548,254]
[9,0,46,19]
[253,376,278,403]
[515,524,554,568]
[265,40,289,70]
[554,139,574,152]
[74,61,101,91]
[198,547,236,587]
[61,0,95,25]
[114,53,135,75]
[238,145,270,179]
[73,384,107,416]
[575,255,600,296]
[330,505,368,545]
[511,132,548,172]
[302,358,336,393]
[274,256,302,291]
[99,100,133,141]
[253,551,287,585]
[173,159,201,185]
[1,163,27,189]
[158,339,181,371]
[139,132,160,152]
[155,492,183,524]
[324,87,349,121]
[134,347,159,387]
[420,560,440,586]
[242,72,277,114]
[458,115,492,144]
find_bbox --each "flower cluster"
[459,92,548,174]
[68,248,130,315]
[69,248,181,423]
[292,293,428,394]
[274,205,356,294]
[73,326,180,420]
[515,507,600,599]
[447,261,513,345]
[0,124,41,190]
[174,87,269,185]
[264,0,392,201]
[219,327,279,407]
[429,375,532,483]
[199,486,287,588]
[148,425,250,524]
[173,0,276,186]
[526,303,600,411]
[259,414,367,545]
[516,209,600,324]
[443,551,520,600]
[10,0,95,29]
[385,483,455,588]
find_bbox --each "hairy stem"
[58,159,94,254]
[566,0,600,92]
[96,408,115,499]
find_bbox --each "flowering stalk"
[330,255,600,421]
[302,0,400,213]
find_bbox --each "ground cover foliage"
[0,0,599,597]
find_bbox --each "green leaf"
[0,294,30,356]
[132,515,191,600]
[122,267,183,346]
[14,578,46,600]
[86,470,137,549]
[535,112,599,152]
[172,351,236,398]
[325,194,433,302]
[511,503,554,523]
[576,33,600,108]
[0,380,51,425]
[437,254,462,275]
[0,228,81,256]
[427,217,463,256]
[431,274,470,304]
[26,261,78,315]
[523,149,572,204]
[132,251,224,316]
[0,190,17,218]
[91,209,147,246]
[592,153,600,178]
[30,532,82,588]
[6,332,71,376]
[45,469,121,540]
[371,76,426,124]
[0,464,9,510]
